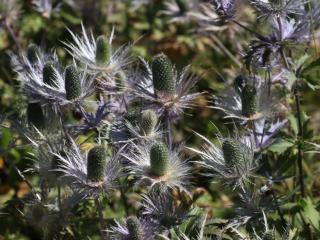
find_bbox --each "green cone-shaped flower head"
[150,142,169,176]
[151,53,175,96]
[27,44,40,64]
[43,62,57,87]
[27,102,45,129]
[241,84,258,117]
[222,139,244,167]
[65,65,81,100]
[95,35,111,65]
[87,146,107,182]
[126,216,143,240]
[140,110,158,136]
[176,0,189,13]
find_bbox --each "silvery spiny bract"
[64,24,132,80]
[12,45,95,106]
[189,129,258,189]
[132,54,202,121]
[55,139,121,198]
[109,216,156,240]
[140,189,192,230]
[123,141,191,192]
[214,75,280,123]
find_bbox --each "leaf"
[287,113,298,135]
[0,128,12,151]
[268,139,295,154]
[300,58,320,76]
[300,197,320,230]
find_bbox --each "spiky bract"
[123,142,191,191]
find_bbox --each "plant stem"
[166,117,172,149]
[95,198,107,239]
[294,86,305,198]
[279,47,305,198]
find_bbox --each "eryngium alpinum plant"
[1,0,320,239]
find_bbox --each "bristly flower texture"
[133,54,202,121]
[63,24,132,81]
[214,75,279,124]
[189,129,258,189]
[109,216,156,240]
[56,140,121,198]
[123,141,191,192]
[12,44,95,107]
[140,189,192,230]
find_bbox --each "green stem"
[294,86,305,198]
[95,198,107,239]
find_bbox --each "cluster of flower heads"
[9,18,205,238]
[6,0,320,239]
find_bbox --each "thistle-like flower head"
[133,55,202,121]
[189,129,258,189]
[109,216,156,240]
[106,109,162,149]
[140,190,192,229]
[123,141,191,192]
[12,46,95,106]
[57,140,121,198]
[63,24,131,79]
[214,76,277,123]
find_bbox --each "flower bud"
[95,35,110,65]
[241,84,257,117]
[151,53,175,96]
[27,102,45,129]
[43,62,57,87]
[87,146,107,182]
[27,44,40,64]
[150,142,169,176]
[140,110,158,136]
[222,140,243,167]
[65,65,81,100]
[126,216,143,240]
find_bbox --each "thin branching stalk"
[95,198,107,239]
[294,85,305,198]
